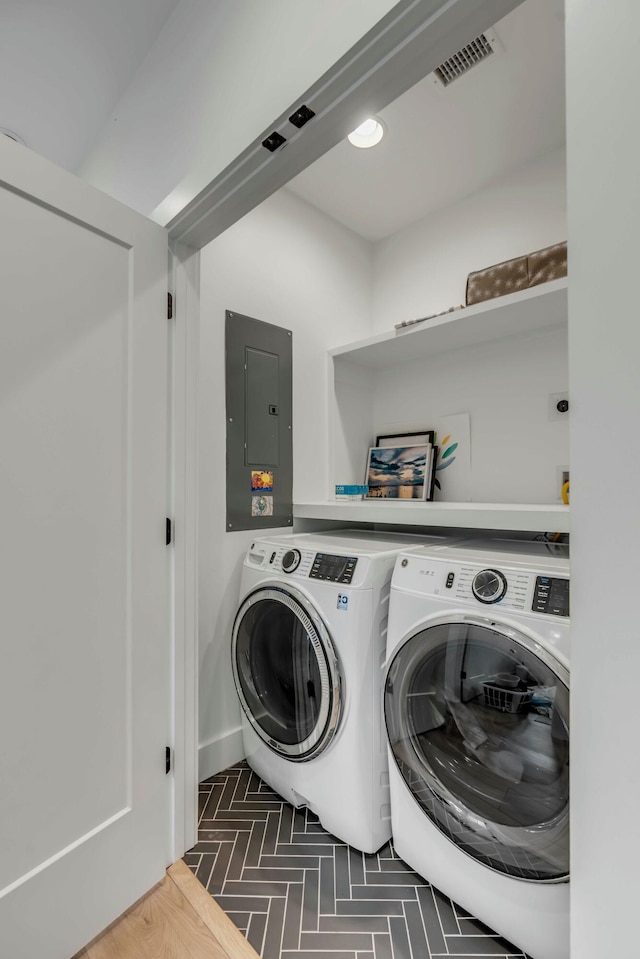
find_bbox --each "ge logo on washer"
[337,594,349,611]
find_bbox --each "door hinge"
[166,517,173,545]
[166,746,172,774]
[168,292,174,319]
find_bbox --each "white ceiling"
[0,0,180,172]
[286,0,566,241]
[0,0,564,239]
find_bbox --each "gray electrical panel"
[225,310,292,531]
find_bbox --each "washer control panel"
[246,543,358,584]
[395,555,569,617]
[309,552,357,584]
[533,576,570,617]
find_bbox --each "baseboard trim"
[198,727,244,781]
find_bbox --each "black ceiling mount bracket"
[261,131,286,153]
[288,104,315,128]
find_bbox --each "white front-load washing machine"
[384,540,570,959]
[232,529,451,854]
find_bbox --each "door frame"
[167,0,522,857]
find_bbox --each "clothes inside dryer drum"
[233,590,340,758]
[384,621,570,881]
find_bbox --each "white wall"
[566,3,640,956]
[371,148,567,333]
[198,188,372,777]
[80,0,400,216]
[371,326,569,504]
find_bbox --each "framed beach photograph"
[364,445,431,500]
[375,429,435,448]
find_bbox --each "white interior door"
[0,138,170,959]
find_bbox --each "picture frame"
[364,445,431,500]
[375,429,435,448]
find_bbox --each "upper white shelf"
[293,500,570,534]
[330,278,568,369]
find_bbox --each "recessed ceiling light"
[347,117,386,149]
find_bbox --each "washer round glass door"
[384,616,569,882]
[232,585,341,760]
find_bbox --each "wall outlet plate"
[557,466,570,502]
[549,391,569,421]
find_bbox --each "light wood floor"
[73,860,260,959]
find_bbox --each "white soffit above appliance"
[286,0,565,241]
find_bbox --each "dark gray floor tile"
[223,879,292,898]
[259,855,320,870]
[281,953,355,959]
[301,866,319,933]
[349,847,365,886]
[245,817,267,868]
[373,932,393,959]
[319,854,335,915]
[350,884,417,901]
[456,914,505,937]
[278,803,294,846]
[300,932,373,951]
[215,895,270,912]
[335,844,351,900]
[225,828,251,882]
[403,899,430,959]
[319,915,389,934]
[364,870,423,886]
[263,897,287,959]
[281,877,304,950]
[433,887,460,934]
[389,915,413,959]
[289,831,342,845]
[444,936,519,955]
[219,772,239,810]
[233,766,252,804]
[247,911,268,955]
[194,852,216,887]
[199,820,253,833]
[416,886,446,954]
[242,867,304,883]
[222,807,271,820]
[262,809,280,857]
[278,843,336,857]
[207,840,235,894]
[188,764,525,959]
[200,782,224,819]
[378,857,419,874]
[337,900,404,918]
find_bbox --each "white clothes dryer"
[232,529,451,854]
[384,540,570,959]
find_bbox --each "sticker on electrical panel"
[251,495,273,517]
[251,470,274,492]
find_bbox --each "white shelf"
[330,279,567,368]
[294,500,570,534]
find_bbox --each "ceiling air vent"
[432,29,502,88]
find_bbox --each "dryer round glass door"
[384,616,569,881]
[232,586,342,760]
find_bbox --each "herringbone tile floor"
[185,762,530,959]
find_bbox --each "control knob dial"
[282,549,301,573]
[472,568,507,604]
